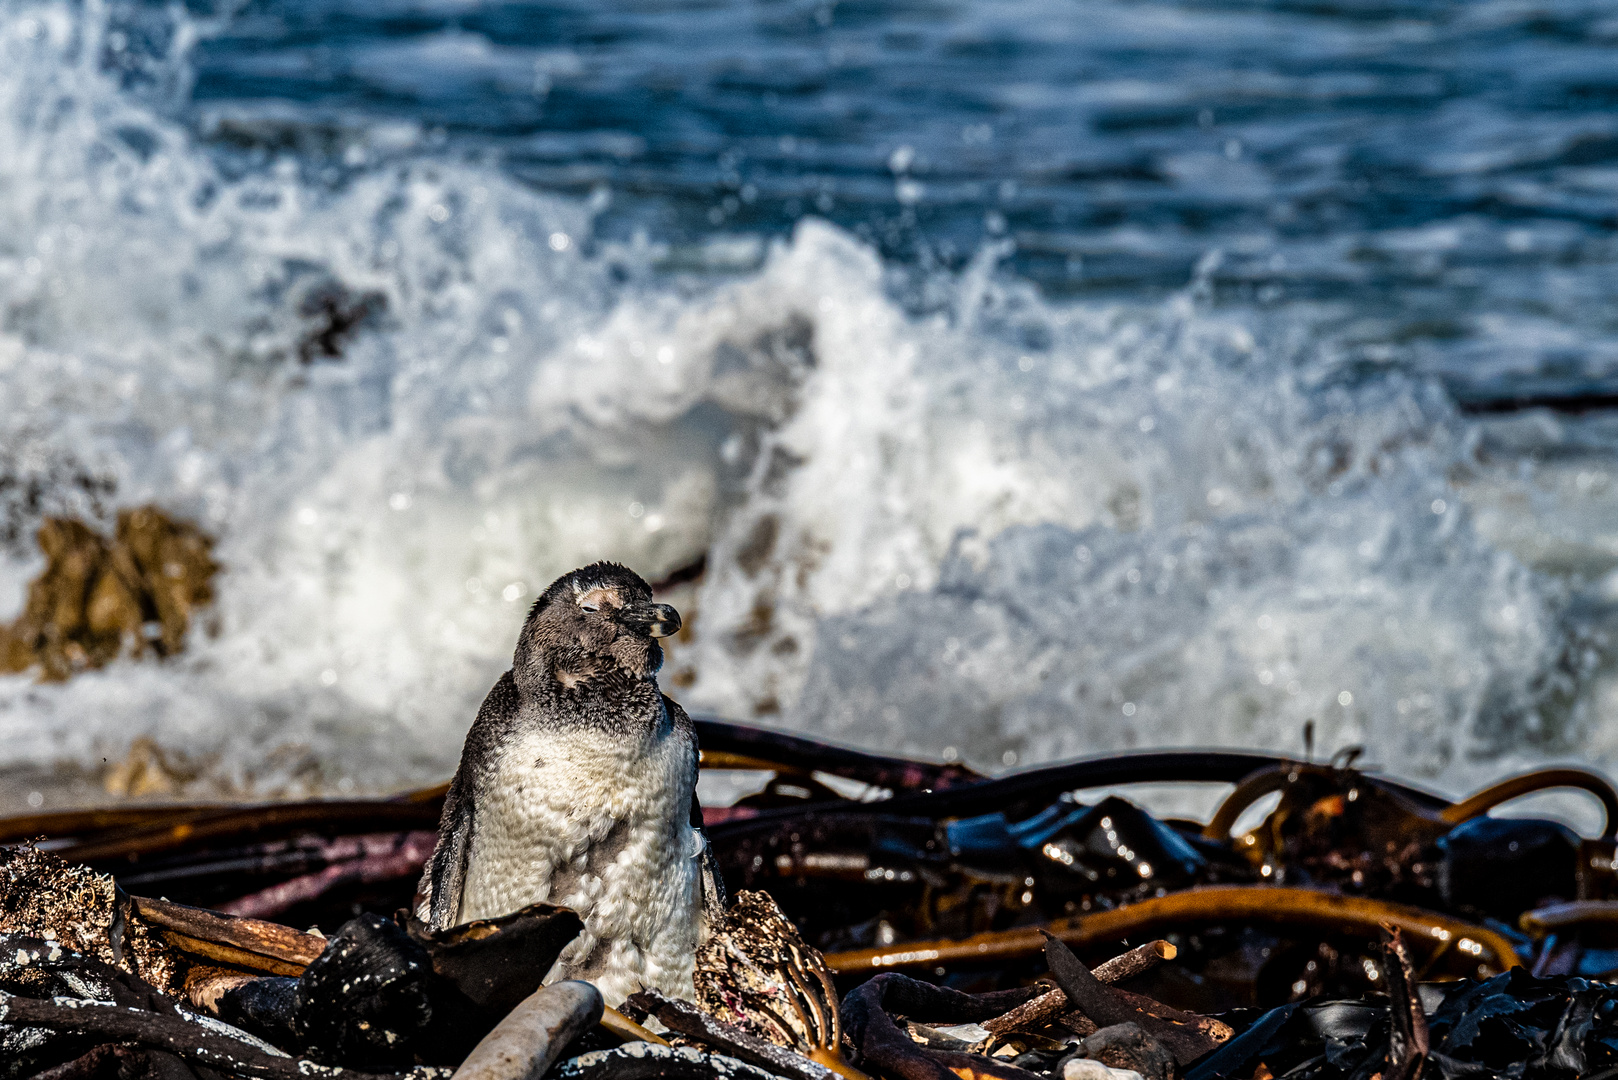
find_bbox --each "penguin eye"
[581,602,600,613]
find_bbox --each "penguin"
[415,561,723,1005]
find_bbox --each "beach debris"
[0,931,448,1080]
[1182,966,1618,1080]
[1380,927,1428,1080]
[292,913,433,1066]
[0,844,177,993]
[822,886,1520,986]
[691,890,864,1077]
[627,987,832,1080]
[1057,1024,1174,1080]
[0,507,217,682]
[550,1042,805,1080]
[840,973,1046,1080]
[1037,934,1223,1066]
[11,729,1618,1077]
[454,981,604,1080]
[984,942,1176,1038]
[208,902,584,1066]
[220,831,438,919]
[133,894,326,977]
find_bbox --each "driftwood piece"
[1040,934,1222,1067]
[839,973,1052,1080]
[983,941,1176,1037]
[131,896,325,976]
[1380,926,1429,1080]
[628,987,831,1080]
[0,991,447,1079]
[453,980,603,1080]
[183,965,258,1013]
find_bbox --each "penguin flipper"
[691,787,727,929]
[421,766,474,929]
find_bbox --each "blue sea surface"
[183,0,1618,399]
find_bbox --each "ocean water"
[4,0,1618,818]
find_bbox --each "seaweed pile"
[4,721,1618,1079]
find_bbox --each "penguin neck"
[518,647,669,737]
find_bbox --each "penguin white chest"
[460,721,702,1004]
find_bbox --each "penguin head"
[513,562,682,692]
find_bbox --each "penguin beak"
[621,602,682,639]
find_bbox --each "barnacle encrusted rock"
[0,843,177,993]
[0,506,218,681]
[694,890,839,1057]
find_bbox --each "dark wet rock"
[296,281,386,364]
[293,913,432,1067]
[0,507,216,682]
[1060,1023,1178,1080]
[0,934,192,1078]
[216,976,300,1052]
[401,901,584,1063]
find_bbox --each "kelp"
[6,726,1618,1078]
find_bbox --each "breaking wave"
[1,0,1614,819]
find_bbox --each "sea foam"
[0,0,1608,816]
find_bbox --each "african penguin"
[415,561,723,1005]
